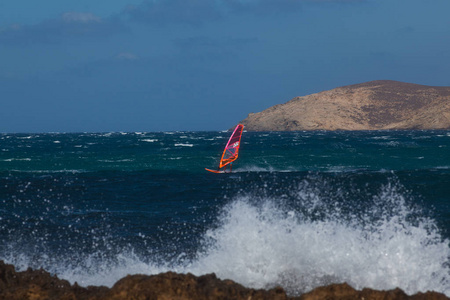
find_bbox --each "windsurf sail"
[218,124,244,169]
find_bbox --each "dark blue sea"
[1,131,449,296]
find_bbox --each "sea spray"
[190,177,450,296]
[1,174,449,295]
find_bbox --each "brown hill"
[239,80,450,131]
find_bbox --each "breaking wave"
[1,176,449,296]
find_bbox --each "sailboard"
[205,124,244,173]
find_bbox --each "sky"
[1,0,450,132]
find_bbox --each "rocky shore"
[239,80,450,131]
[0,260,448,300]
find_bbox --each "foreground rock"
[0,260,448,300]
[240,80,450,131]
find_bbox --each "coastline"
[239,80,450,132]
[1,260,448,300]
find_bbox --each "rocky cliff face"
[0,260,448,300]
[240,80,450,131]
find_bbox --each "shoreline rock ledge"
[0,260,448,300]
[239,80,450,131]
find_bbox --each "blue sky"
[1,0,449,132]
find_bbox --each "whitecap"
[2,158,32,162]
[187,183,450,296]
[3,177,448,297]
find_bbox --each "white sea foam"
[98,159,134,163]
[435,166,450,170]
[7,169,86,174]
[174,143,194,147]
[3,180,449,296]
[2,158,32,162]
[371,136,392,140]
[236,165,276,172]
[181,181,449,296]
[141,139,158,143]
[189,199,449,296]
[58,253,163,287]
[87,191,439,297]
[167,184,442,296]
[236,165,287,173]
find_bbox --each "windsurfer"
[218,163,232,173]
[206,124,243,174]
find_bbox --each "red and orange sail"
[219,124,244,169]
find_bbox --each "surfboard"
[206,124,244,173]
[205,168,226,174]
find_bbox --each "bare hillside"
[240,80,450,131]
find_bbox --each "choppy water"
[1,131,449,296]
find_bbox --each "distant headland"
[239,80,450,131]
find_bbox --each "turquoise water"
[1,131,449,295]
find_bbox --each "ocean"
[1,130,449,296]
